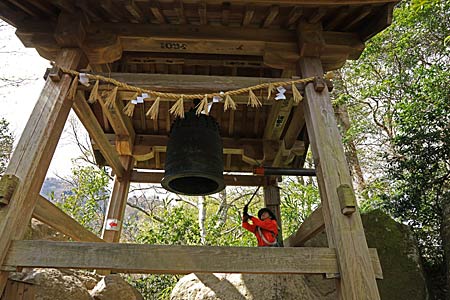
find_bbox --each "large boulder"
[90,274,143,300]
[171,210,428,300]
[9,268,94,300]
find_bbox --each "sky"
[0,20,83,178]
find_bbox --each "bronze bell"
[161,110,225,196]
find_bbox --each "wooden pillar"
[101,155,134,243]
[263,179,283,246]
[298,55,380,299]
[0,49,84,295]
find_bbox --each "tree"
[0,118,14,176]
[334,0,450,297]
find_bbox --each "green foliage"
[57,165,110,235]
[334,0,449,297]
[280,177,320,237]
[0,118,13,176]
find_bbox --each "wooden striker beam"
[0,49,83,295]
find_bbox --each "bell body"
[161,111,224,196]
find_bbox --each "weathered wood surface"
[0,49,83,295]
[299,55,380,299]
[1,279,35,300]
[72,91,125,178]
[284,206,325,247]
[2,241,382,278]
[95,72,304,96]
[102,156,134,243]
[33,196,104,243]
[263,183,283,245]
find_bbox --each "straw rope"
[57,66,322,101]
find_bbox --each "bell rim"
[161,172,225,196]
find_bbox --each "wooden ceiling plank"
[221,2,231,26]
[308,7,328,24]
[0,2,27,27]
[48,0,77,14]
[262,5,279,28]
[198,1,207,25]
[242,5,255,26]
[75,0,102,22]
[125,0,146,23]
[359,3,393,41]
[27,0,57,17]
[323,6,351,30]
[149,2,167,24]
[174,0,187,24]
[342,5,372,31]
[73,91,125,178]
[7,0,39,17]
[285,7,303,28]
[99,0,125,23]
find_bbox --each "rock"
[9,268,93,300]
[171,273,335,300]
[90,274,143,300]
[170,210,428,300]
[24,218,69,241]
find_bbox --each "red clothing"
[242,216,278,247]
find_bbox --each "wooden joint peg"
[0,174,20,206]
[337,184,356,215]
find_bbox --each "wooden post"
[0,49,83,295]
[263,179,283,246]
[101,155,134,243]
[298,54,380,298]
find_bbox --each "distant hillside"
[40,177,72,202]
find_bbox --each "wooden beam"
[285,7,303,28]
[102,156,134,243]
[149,2,166,24]
[97,89,135,156]
[3,240,382,278]
[263,183,283,245]
[96,72,301,100]
[124,0,145,23]
[33,196,104,243]
[242,5,255,26]
[299,55,381,298]
[359,3,394,41]
[72,91,125,178]
[16,21,364,70]
[284,206,325,247]
[0,49,83,295]
[130,171,266,187]
[262,5,279,28]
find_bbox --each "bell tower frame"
[0,1,397,299]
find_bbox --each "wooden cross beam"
[284,206,325,247]
[2,240,382,278]
[33,196,104,243]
